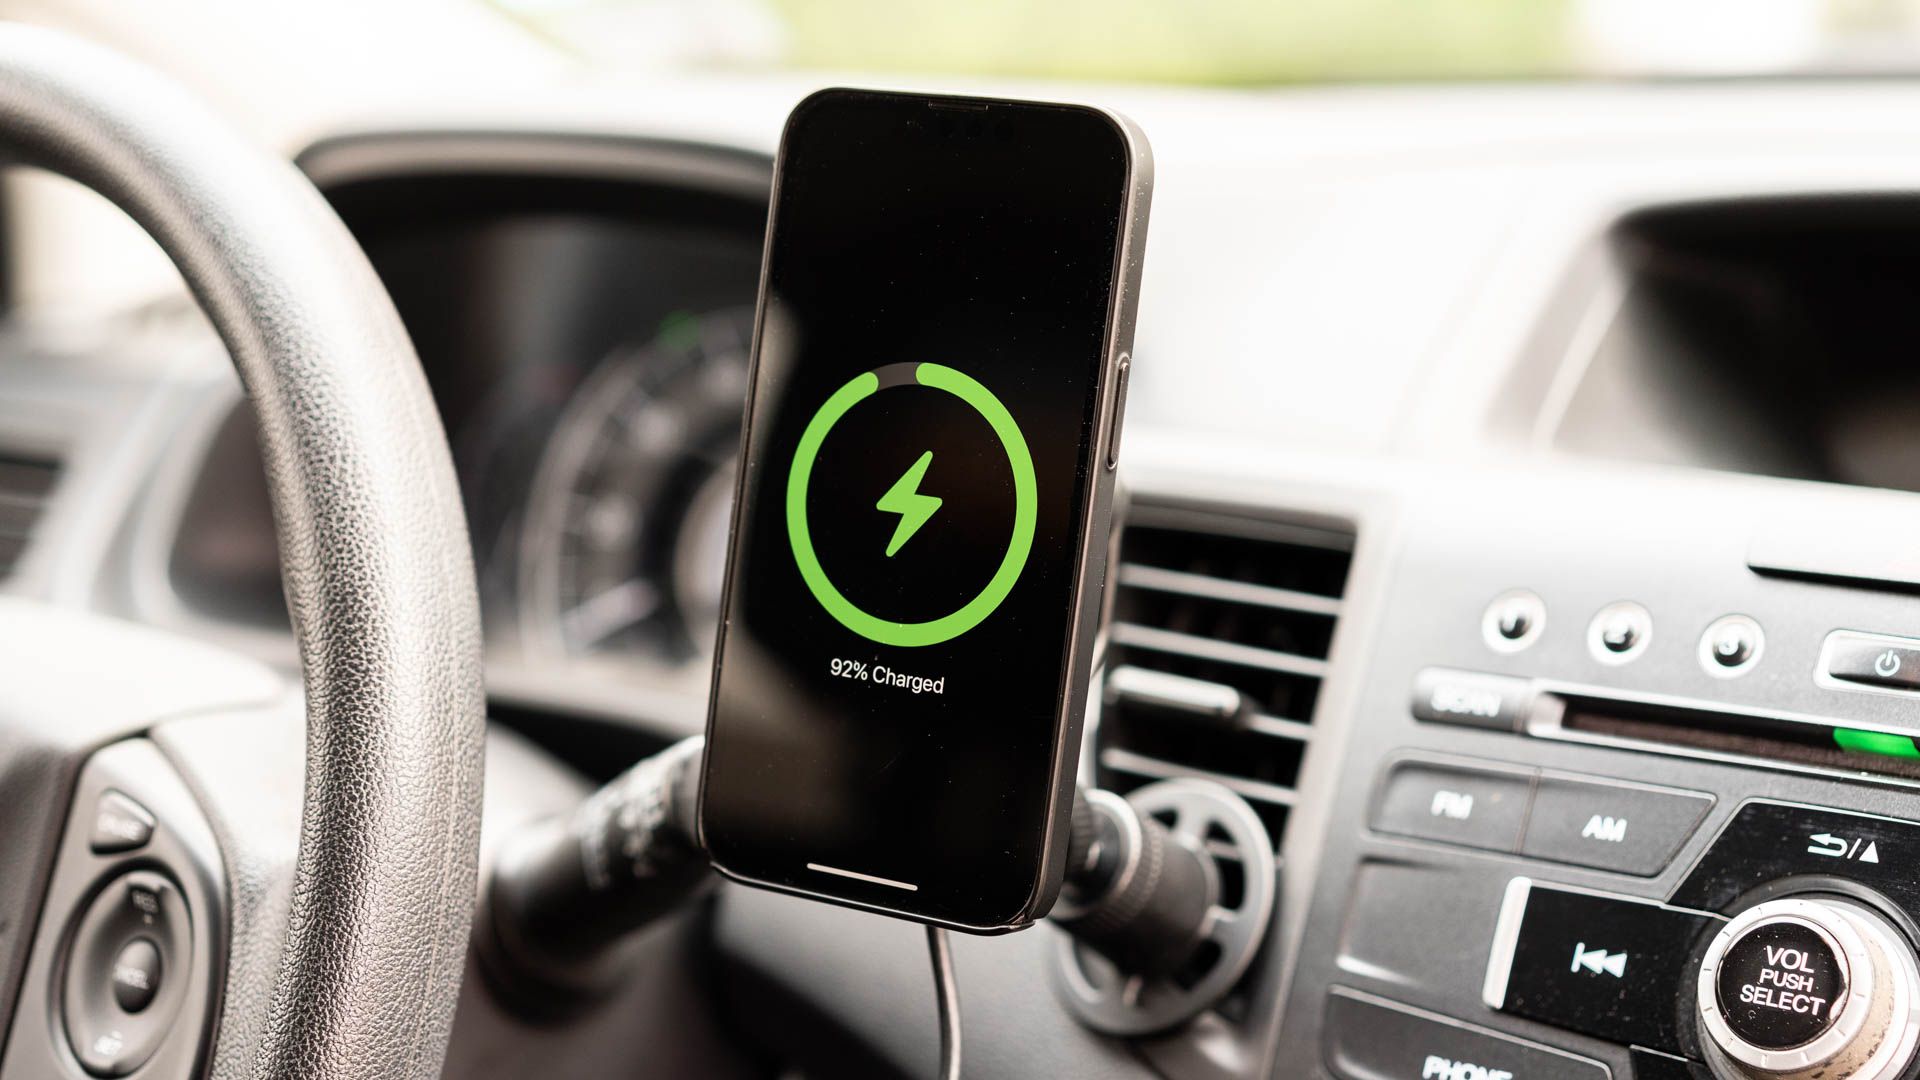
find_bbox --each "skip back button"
[1483,878,1719,1054]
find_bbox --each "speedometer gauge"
[519,306,754,660]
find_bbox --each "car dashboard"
[12,77,1920,1080]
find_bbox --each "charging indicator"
[785,361,1036,648]
[1833,728,1920,760]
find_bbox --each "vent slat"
[1113,623,1329,679]
[1106,666,1312,742]
[1099,748,1299,807]
[1108,664,1250,725]
[1098,514,1353,856]
[0,450,61,579]
[1117,563,1343,617]
[1119,523,1350,597]
[1245,714,1314,742]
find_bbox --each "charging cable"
[926,925,961,1079]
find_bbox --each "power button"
[1822,631,1920,693]
[1104,353,1131,471]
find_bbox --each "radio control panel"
[1271,470,1920,1080]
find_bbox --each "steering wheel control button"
[1517,776,1712,876]
[1588,601,1651,665]
[108,939,162,1014]
[1482,878,1715,1053]
[1701,615,1764,677]
[62,870,192,1077]
[88,790,155,854]
[1822,630,1920,693]
[1325,987,1608,1080]
[1481,589,1545,653]
[1698,897,1920,1080]
[1410,668,1532,733]
[1370,761,1533,853]
[1671,801,1920,913]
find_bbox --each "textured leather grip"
[0,27,484,1080]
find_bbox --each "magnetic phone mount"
[1047,779,1279,1036]
[479,737,1275,1041]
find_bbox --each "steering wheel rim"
[0,25,485,1080]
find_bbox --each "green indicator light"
[1833,728,1920,759]
[786,362,1036,648]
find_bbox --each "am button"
[1520,775,1712,876]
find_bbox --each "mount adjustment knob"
[1697,897,1920,1080]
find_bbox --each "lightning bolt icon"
[876,450,943,558]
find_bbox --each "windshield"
[488,0,1920,83]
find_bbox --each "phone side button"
[1105,353,1131,471]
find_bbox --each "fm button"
[1698,897,1920,1080]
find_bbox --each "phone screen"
[702,89,1135,929]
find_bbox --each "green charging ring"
[785,362,1036,647]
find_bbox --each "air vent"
[1097,511,1354,852]
[0,449,61,579]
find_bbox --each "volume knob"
[1697,897,1920,1079]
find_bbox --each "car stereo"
[1270,471,1920,1080]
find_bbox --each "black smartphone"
[700,88,1151,932]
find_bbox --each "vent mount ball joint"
[1048,778,1278,1037]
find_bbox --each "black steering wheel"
[0,25,484,1080]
